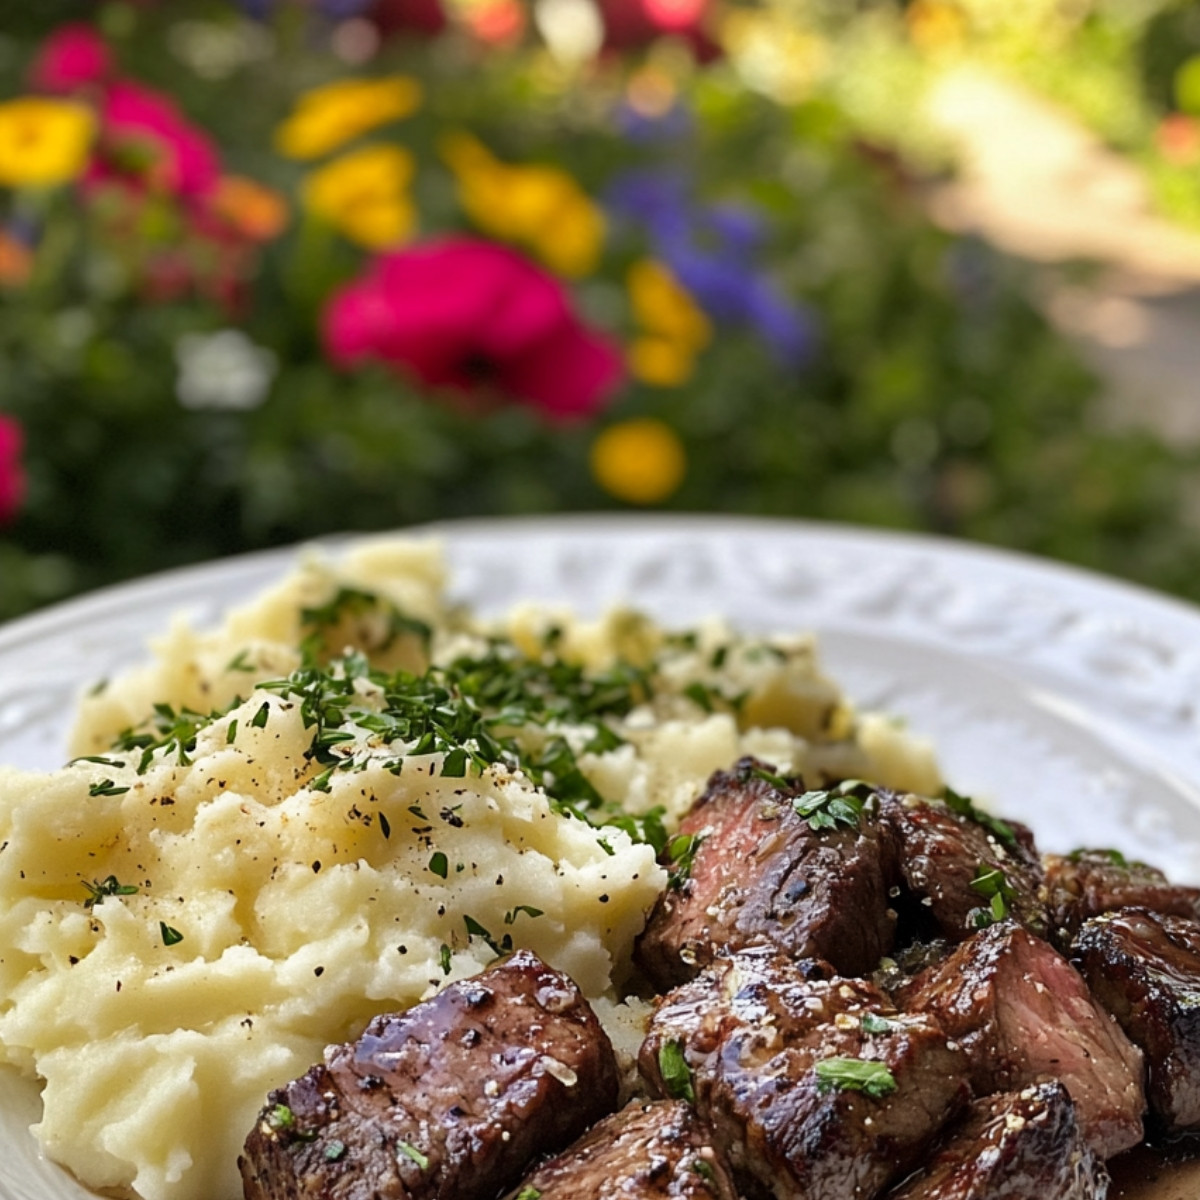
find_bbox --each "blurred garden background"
[6,0,1200,618]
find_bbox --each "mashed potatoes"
[0,538,941,1200]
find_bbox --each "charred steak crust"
[640,947,969,1200]
[878,793,1048,942]
[239,950,619,1200]
[886,1082,1109,1200]
[501,1099,738,1200]
[901,921,1145,1160]
[635,758,900,989]
[1072,907,1200,1134]
[1045,851,1200,945]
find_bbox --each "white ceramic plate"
[3,513,1200,1198]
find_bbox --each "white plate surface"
[3,513,1200,1198]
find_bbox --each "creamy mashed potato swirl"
[0,538,940,1200]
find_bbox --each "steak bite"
[501,1100,738,1200]
[1072,907,1200,1134]
[635,759,900,990]
[1045,849,1200,944]
[640,947,969,1200]
[240,950,619,1200]
[879,791,1049,942]
[886,1082,1110,1200]
[901,921,1144,1159]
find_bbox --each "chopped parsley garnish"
[814,1057,897,1098]
[82,876,140,908]
[516,1188,542,1200]
[226,650,256,673]
[439,944,452,975]
[159,922,184,947]
[504,905,544,925]
[300,585,432,661]
[861,1012,898,1035]
[658,1039,695,1103]
[793,780,874,833]
[250,701,271,729]
[88,779,129,797]
[746,763,794,792]
[266,1104,296,1131]
[112,702,219,773]
[428,852,449,879]
[691,1159,716,1183]
[1067,847,1138,869]
[463,915,513,957]
[969,864,1017,926]
[397,1141,429,1170]
[666,831,705,891]
[943,786,1018,849]
[324,1141,347,1162]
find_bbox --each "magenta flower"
[90,81,220,200]
[0,416,26,526]
[323,238,624,421]
[30,23,112,94]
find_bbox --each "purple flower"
[608,169,817,366]
[614,102,695,145]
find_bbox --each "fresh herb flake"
[82,876,139,909]
[88,779,129,797]
[397,1141,429,1170]
[159,922,184,947]
[428,851,449,879]
[861,1012,897,1035]
[658,1039,695,1103]
[814,1057,897,1098]
[943,786,1018,849]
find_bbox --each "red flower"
[323,238,624,421]
[30,23,112,94]
[370,0,448,38]
[88,80,220,201]
[0,416,26,526]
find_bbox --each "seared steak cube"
[501,1100,738,1200]
[635,759,900,990]
[901,922,1144,1158]
[1046,850,1200,944]
[240,950,619,1200]
[1072,908,1200,1134]
[640,947,969,1200]
[886,1082,1109,1200]
[879,792,1048,942]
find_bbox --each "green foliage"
[3,3,1200,622]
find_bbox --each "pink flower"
[597,0,720,58]
[0,416,26,526]
[30,23,112,94]
[90,81,220,200]
[323,238,624,421]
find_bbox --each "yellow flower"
[627,335,697,388]
[590,418,687,505]
[275,77,422,161]
[440,131,605,276]
[905,0,966,54]
[0,97,94,188]
[628,258,711,350]
[625,259,710,386]
[303,145,417,249]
